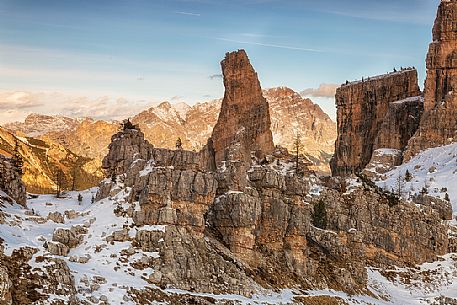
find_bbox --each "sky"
[0,0,441,123]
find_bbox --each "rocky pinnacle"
[209,50,274,165]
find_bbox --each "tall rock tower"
[405,0,457,159]
[209,50,274,165]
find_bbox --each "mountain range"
[2,87,336,192]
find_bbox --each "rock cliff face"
[101,126,153,178]
[373,97,424,151]
[405,0,457,159]
[323,187,449,266]
[0,155,26,206]
[0,127,102,193]
[209,50,275,165]
[331,69,422,176]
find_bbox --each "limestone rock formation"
[101,126,153,178]
[0,266,12,305]
[373,96,423,152]
[322,187,449,266]
[405,0,457,159]
[331,69,422,176]
[0,154,26,206]
[96,112,449,298]
[209,50,274,165]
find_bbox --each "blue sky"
[0,0,441,121]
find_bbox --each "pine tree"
[445,193,450,202]
[405,169,412,182]
[71,166,77,191]
[91,195,95,204]
[312,199,327,229]
[77,193,83,205]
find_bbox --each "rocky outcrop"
[405,0,457,159]
[322,187,449,266]
[209,50,274,165]
[362,149,403,178]
[331,69,422,176]
[101,126,153,178]
[0,154,26,206]
[0,266,12,305]
[0,247,78,304]
[95,118,451,300]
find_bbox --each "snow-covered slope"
[1,184,457,304]
[376,143,457,214]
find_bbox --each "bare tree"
[396,172,405,198]
[54,169,66,198]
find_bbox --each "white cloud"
[0,91,159,124]
[301,83,339,98]
[175,11,201,17]
[215,38,324,53]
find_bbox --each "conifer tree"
[405,169,412,182]
[291,132,304,176]
[312,199,327,229]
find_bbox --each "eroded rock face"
[373,97,423,152]
[331,69,421,176]
[0,266,12,305]
[209,50,274,165]
[405,1,457,159]
[0,247,78,304]
[322,188,449,266]
[0,154,26,206]
[101,127,153,178]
